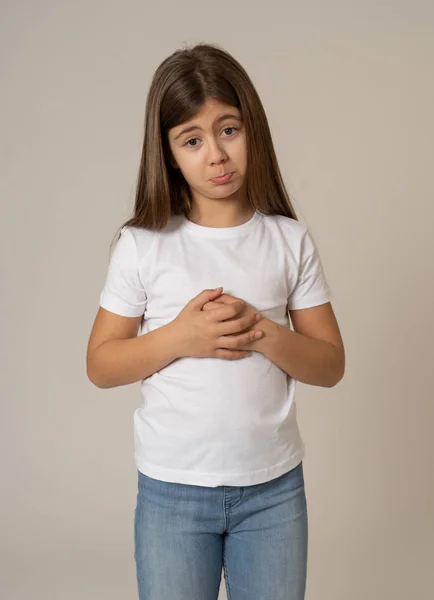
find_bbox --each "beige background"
[1,1,433,598]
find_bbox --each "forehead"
[191,98,240,120]
[170,98,241,134]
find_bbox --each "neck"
[187,198,255,229]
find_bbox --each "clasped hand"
[171,288,265,361]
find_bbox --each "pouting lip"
[209,172,234,181]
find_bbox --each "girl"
[87,43,345,600]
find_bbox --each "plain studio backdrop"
[1,1,433,599]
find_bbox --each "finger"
[189,288,223,311]
[218,329,263,349]
[202,300,224,312]
[202,295,243,314]
[207,300,245,322]
[217,294,255,316]
[217,313,260,336]
[214,294,239,305]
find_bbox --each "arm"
[87,291,259,389]
[88,227,180,388]
[203,295,345,388]
[249,303,345,388]
[254,225,344,387]
[87,308,180,389]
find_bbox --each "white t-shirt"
[99,211,333,487]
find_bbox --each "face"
[167,98,247,206]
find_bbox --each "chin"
[214,183,243,198]
[212,191,240,201]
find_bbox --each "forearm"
[88,322,180,389]
[253,318,344,388]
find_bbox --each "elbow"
[87,367,113,389]
[332,361,346,388]
[326,347,345,388]
[327,371,344,388]
[87,368,105,389]
[87,374,108,389]
[86,355,111,389]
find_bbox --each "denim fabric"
[134,461,308,599]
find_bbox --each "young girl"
[87,43,345,600]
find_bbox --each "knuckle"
[231,304,240,316]
[235,336,244,348]
[204,310,215,326]
[226,337,237,349]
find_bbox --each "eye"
[184,137,200,148]
[222,127,238,136]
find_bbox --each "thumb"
[189,287,223,310]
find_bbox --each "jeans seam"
[222,536,233,600]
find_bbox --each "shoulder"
[260,213,309,244]
[259,214,325,267]
[119,217,184,266]
[115,225,157,267]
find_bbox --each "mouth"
[210,172,234,185]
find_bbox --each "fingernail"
[254,331,263,338]
[255,313,261,321]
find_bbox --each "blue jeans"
[134,460,308,600]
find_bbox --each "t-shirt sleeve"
[287,228,333,310]
[99,227,147,317]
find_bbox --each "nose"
[207,137,227,165]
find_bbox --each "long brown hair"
[112,42,298,247]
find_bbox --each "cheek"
[230,135,247,164]
[169,143,197,173]
[233,142,247,171]
[175,154,202,182]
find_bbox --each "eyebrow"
[173,113,242,140]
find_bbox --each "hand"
[203,293,258,320]
[202,293,266,353]
[170,288,264,360]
